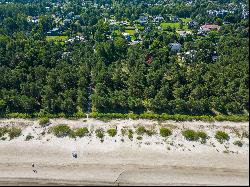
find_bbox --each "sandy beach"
[0,118,249,186]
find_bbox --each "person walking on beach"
[72,151,77,158]
[32,163,37,173]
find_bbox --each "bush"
[242,131,249,139]
[215,131,230,144]
[128,129,134,141]
[95,128,105,140]
[121,127,127,136]
[74,127,89,137]
[25,134,34,141]
[182,129,199,141]
[137,136,143,140]
[160,128,172,137]
[197,131,209,143]
[136,126,146,135]
[73,112,87,118]
[233,140,243,147]
[51,124,71,138]
[0,127,8,137]
[39,117,50,127]
[146,129,156,136]
[107,128,117,137]
[69,131,76,139]
[127,112,138,119]
[8,127,22,140]
[6,113,31,118]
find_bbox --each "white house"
[168,43,182,52]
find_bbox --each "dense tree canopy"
[0,0,249,116]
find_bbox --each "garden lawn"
[46,36,68,42]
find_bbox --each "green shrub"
[197,131,209,143]
[8,127,22,140]
[69,131,76,139]
[233,140,243,147]
[57,113,66,118]
[51,124,71,138]
[73,112,87,118]
[128,129,134,141]
[160,128,172,137]
[39,117,50,127]
[137,136,143,140]
[75,127,89,137]
[121,128,127,136]
[25,134,34,141]
[182,130,199,141]
[107,128,117,137]
[136,126,146,135]
[127,112,138,119]
[0,127,8,137]
[1,137,7,141]
[242,131,249,139]
[215,131,230,144]
[95,128,105,140]
[6,113,31,118]
[146,129,156,136]
[140,113,160,120]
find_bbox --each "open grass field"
[180,17,192,23]
[161,22,180,29]
[125,29,136,35]
[46,36,68,42]
[161,17,192,31]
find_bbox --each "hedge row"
[0,112,248,122]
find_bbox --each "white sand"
[0,118,249,185]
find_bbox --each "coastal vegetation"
[215,131,230,144]
[107,128,117,137]
[160,128,172,137]
[39,117,50,127]
[95,128,105,142]
[0,127,22,140]
[50,124,71,138]
[233,140,243,147]
[25,133,34,141]
[128,129,134,141]
[74,127,89,138]
[1,112,248,122]
[182,129,209,143]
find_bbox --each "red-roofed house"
[199,24,221,32]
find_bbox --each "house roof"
[201,24,220,31]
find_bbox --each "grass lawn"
[180,17,192,23]
[46,36,68,42]
[135,25,144,31]
[54,41,65,45]
[161,22,180,30]
[114,30,122,35]
[161,21,191,31]
[125,29,136,35]
[131,35,137,41]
